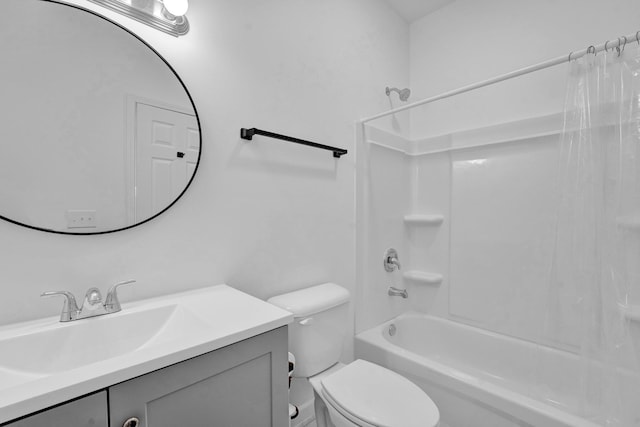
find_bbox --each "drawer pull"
[123,417,140,427]
[298,317,313,326]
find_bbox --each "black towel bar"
[240,128,348,158]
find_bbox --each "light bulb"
[163,0,189,17]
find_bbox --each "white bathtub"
[355,312,636,427]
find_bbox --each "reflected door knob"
[123,417,140,427]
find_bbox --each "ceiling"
[384,0,455,23]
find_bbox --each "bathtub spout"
[388,286,408,298]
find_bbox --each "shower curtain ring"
[568,51,574,62]
[604,40,611,52]
[587,45,596,55]
[620,35,628,53]
[613,37,623,57]
[636,31,640,45]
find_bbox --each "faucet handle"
[41,291,80,322]
[104,279,135,313]
[383,248,401,272]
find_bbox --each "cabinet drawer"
[3,391,107,427]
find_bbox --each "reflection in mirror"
[0,0,201,234]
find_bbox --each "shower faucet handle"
[384,248,401,272]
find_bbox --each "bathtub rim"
[355,311,603,427]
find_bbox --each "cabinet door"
[4,391,107,427]
[109,327,288,427]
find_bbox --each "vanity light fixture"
[162,0,189,17]
[87,0,190,37]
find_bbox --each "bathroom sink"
[0,284,293,424]
[0,304,205,375]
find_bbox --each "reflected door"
[134,103,199,223]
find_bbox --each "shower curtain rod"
[361,30,640,124]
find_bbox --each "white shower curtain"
[544,46,640,425]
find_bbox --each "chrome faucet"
[41,280,135,322]
[383,248,401,272]
[39,290,79,322]
[388,286,408,298]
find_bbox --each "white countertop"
[0,284,293,424]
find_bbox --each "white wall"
[0,0,409,364]
[410,0,640,139]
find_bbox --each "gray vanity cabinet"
[2,328,288,427]
[4,391,108,427]
[108,327,289,427]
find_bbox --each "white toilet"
[268,283,440,427]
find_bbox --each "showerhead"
[386,86,411,102]
[398,88,411,101]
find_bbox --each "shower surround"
[356,73,640,424]
[356,3,640,425]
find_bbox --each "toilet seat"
[320,359,440,427]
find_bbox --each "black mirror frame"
[1,0,202,236]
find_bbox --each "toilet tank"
[268,283,350,378]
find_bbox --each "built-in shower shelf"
[621,305,640,322]
[616,216,640,230]
[403,214,444,226]
[403,271,443,285]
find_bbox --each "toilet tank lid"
[267,283,349,317]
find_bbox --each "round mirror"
[0,0,201,234]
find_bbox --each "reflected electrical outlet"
[66,210,97,229]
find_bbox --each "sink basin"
[0,284,294,425]
[0,304,205,375]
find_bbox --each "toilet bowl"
[268,283,440,427]
[310,361,439,427]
